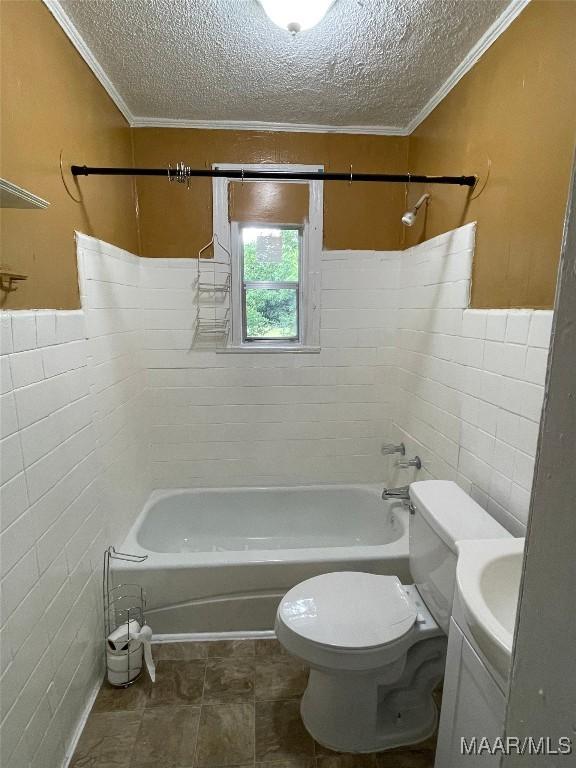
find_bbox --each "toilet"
[275,480,512,753]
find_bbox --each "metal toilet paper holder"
[103,546,149,688]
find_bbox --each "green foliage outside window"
[243,229,300,338]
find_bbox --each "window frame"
[212,163,323,353]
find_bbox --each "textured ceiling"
[58,0,511,130]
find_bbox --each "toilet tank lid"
[410,480,511,551]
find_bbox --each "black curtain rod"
[70,165,477,187]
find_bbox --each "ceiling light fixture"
[258,0,336,34]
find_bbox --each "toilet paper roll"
[106,644,143,686]
[106,620,155,685]
[107,619,141,652]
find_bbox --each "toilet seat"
[277,572,417,650]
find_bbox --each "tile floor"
[70,639,438,767]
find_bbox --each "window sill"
[217,345,321,355]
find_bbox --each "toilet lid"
[278,572,417,649]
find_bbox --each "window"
[241,226,301,343]
[212,163,323,352]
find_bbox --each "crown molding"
[404,0,531,134]
[130,117,408,136]
[44,0,529,138]
[42,0,134,124]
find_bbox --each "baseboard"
[61,674,102,768]
[152,629,276,642]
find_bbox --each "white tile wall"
[0,237,151,768]
[77,234,150,543]
[391,223,552,535]
[141,250,400,488]
[0,311,104,768]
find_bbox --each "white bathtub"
[115,485,410,634]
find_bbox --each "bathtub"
[114,485,410,635]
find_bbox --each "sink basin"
[456,538,525,679]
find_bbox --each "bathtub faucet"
[382,485,410,501]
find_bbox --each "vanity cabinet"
[434,617,506,767]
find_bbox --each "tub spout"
[382,485,410,501]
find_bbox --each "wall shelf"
[0,178,50,209]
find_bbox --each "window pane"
[242,228,299,282]
[245,288,298,339]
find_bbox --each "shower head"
[402,193,430,227]
[401,210,417,227]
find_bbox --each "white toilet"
[275,480,511,753]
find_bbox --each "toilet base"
[300,636,447,753]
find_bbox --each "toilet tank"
[409,480,511,633]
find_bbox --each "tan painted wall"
[406,0,576,309]
[132,129,407,258]
[3,0,574,311]
[0,0,139,310]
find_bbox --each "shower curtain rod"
[70,165,477,187]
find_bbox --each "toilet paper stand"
[103,546,149,688]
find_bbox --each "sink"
[456,538,525,679]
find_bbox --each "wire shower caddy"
[103,546,149,688]
[193,234,232,348]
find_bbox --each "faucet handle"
[381,442,405,456]
[397,456,422,470]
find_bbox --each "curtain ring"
[349,164,353,186]
[241,168,244,184]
